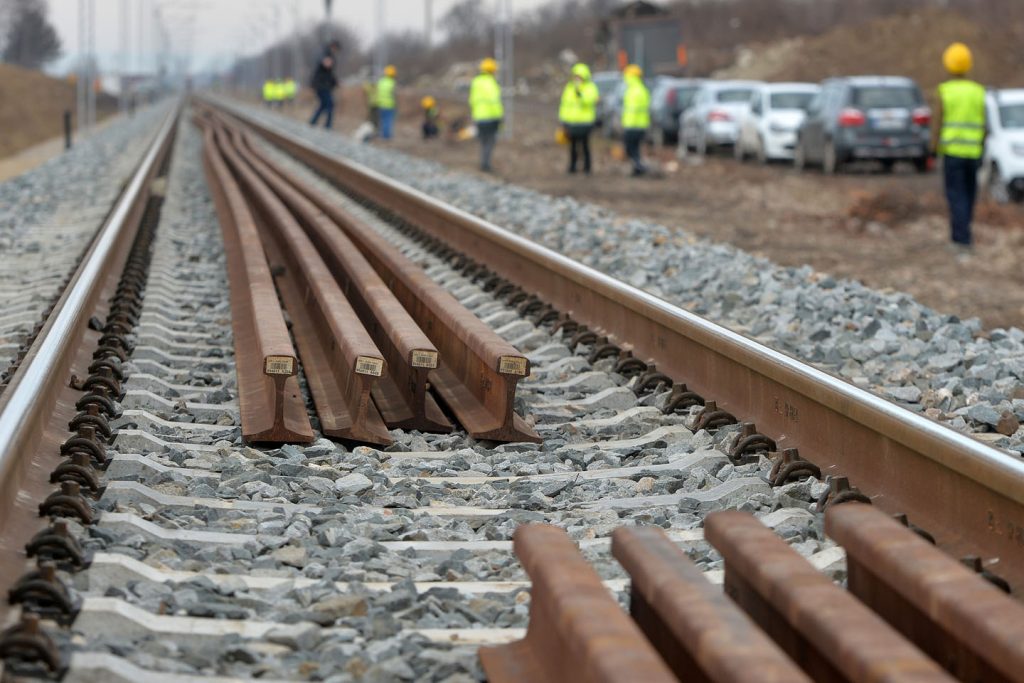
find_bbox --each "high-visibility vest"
[621,76,650,130]
[469,73,503,122]
[938,79,986,159]
[262,80,274,101]
[375,76,396,109]
[285,79,297,99]
[559,80,600,125]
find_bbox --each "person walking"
[621,64,651,176]
[376,65,397,140]
[309,54,338,128]
[469,58,504,172]
[559,63,601,174]
[931,42,986,255]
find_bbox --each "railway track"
[0,98,1021,682]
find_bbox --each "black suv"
[795,76,932,173]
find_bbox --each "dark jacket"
[310,61,337,91]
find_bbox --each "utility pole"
[374,0,386,77]
[120,0,130,112]
[424,0,433,48]
[76,0,86,134]
[85,0,96,130]
[495,0,513,135]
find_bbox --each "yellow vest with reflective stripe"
[938,79,986,159]
[375,76,396,109]
[262,81,274,101]
[559,80,600,125]
[469,74,503,122]
[621,76,650,130]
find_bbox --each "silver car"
[680,80,763,155]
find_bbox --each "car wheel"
[881,160,895,174]
[794,138,807,171]
[823,140,840,175]
[912,156,929,174]
[989,163,1010,204]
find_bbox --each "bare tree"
[2,0,61,69]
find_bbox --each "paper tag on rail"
[411,350,438,368]
[498,356,528,376]
[355,356,385,376]
[264,356,295,375]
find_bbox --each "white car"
[736,83,820,163]
[983,89,1024,203]
[679,80,763,156]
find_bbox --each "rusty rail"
[705,511,956,682]
[209,120,391,445]
[611,526,812,683]
[207,98,1024,588]
[230,126,451,433]
[205,103,538,443]
[826,504,1024,683]
[479,524,677,683]
[199,121,313,444]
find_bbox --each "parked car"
[650,78,703,146]
[983,89,1024,203]
[735,82,820,163]
[680,80,763,155]
[794,76,931,174]
[591,71,621,129]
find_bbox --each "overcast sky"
[45,0,554,74]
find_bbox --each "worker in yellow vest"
[376,65,397,139]
[930,43,986,254]
[621,64,651,176]
[284,77,297,106]
[421,96,440,140]
[559,63,601,175]
[262,79,274,107]
[469,58,503,172]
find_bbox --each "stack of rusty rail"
[195,107,538,446]
[482,504,1024,683]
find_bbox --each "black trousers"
[566,124,593,173]
[623,129,646,173]
[943,155,980,246]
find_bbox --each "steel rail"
[211,99,1024,588]
[0,105,179,617]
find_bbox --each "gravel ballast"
[56,117,837,683]
[223,100,1024,458]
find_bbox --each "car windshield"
[999,103,1024,129]
[716,89,754,103]
[675,86,699,107]
[770,92,816,110]
[852,86,920,109]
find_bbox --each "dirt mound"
[716,8,1024,96]
[0,63,116,158]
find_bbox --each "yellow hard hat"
[384,64,396,77]
[480,57,498,74]
[624,64,643,78]
[421,96,436,109]
[943,43,973,75]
